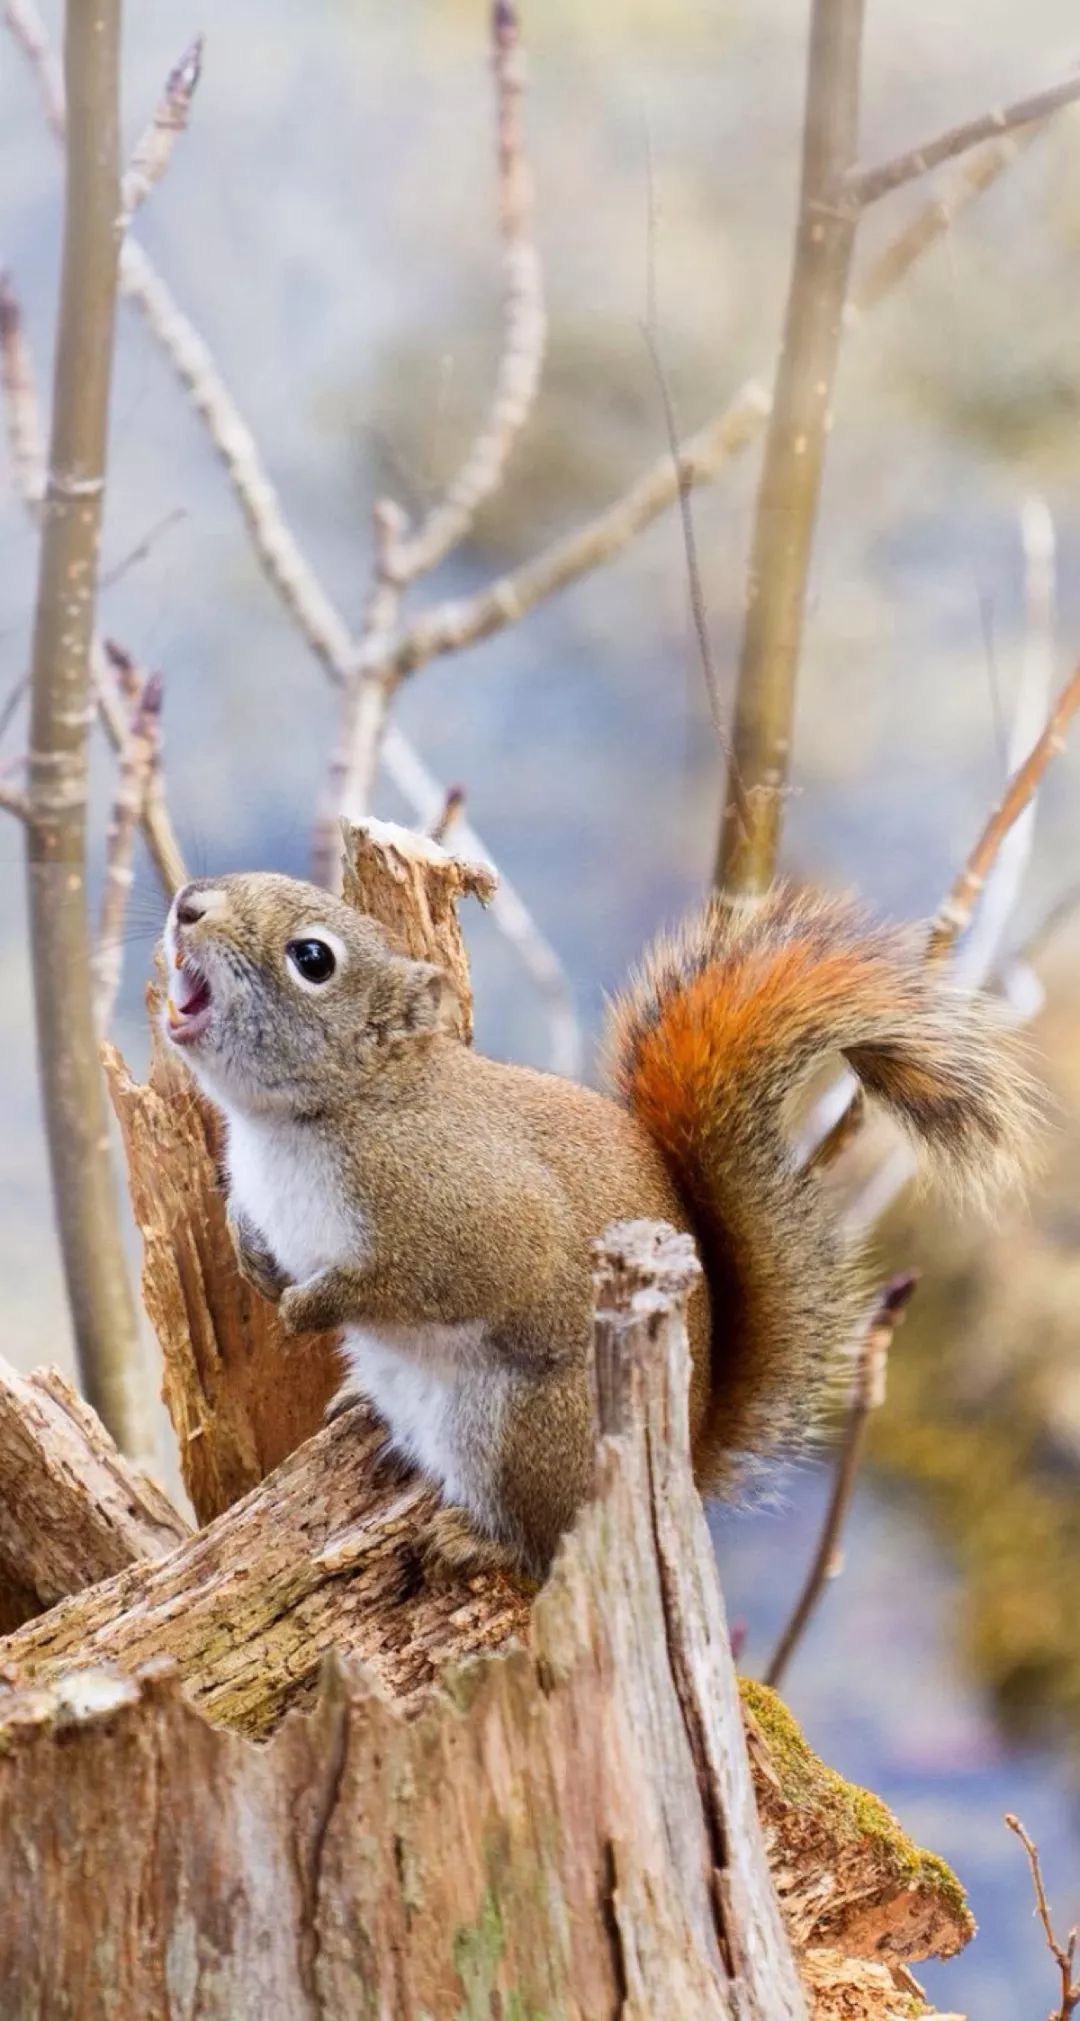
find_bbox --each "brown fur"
[605,885,1036,1488]
[167,873,1035,1576]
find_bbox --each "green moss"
[738,1678,971,1925]
[453,1889,506,2020]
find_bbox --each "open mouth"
[166,956,213,1046]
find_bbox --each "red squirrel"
[163,872,1033,1577]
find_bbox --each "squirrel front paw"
[279,1266,365,1336]
[227,1215,289,1305]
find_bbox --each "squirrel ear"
[394,960,461,1039]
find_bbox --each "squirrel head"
[162,872,460,1117]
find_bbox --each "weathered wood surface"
[0,1353,188,1632]
[0,1227,969,2019]
[340,814,496,1044]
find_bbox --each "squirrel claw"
[422,1506,526,1585]
[226,1216,288,1305]
[325,1377,367,1424]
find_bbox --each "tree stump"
[0,821,973,2018]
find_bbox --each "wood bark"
[0,1355,187,1632]
[0,1223,969,2019]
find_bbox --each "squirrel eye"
[286,937,336,986]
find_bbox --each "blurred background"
[2,2,1079,2010]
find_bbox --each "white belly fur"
[224,1108,494,1504]
[224,1109,357,1284]
[343,1322,498,1504]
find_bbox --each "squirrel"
[163,870,1034,1579]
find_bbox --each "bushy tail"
[604,885,1036,1488]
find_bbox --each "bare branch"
[96,643,186,899]
[355,384,774,688]
[952,495,1055,990]
[322,0,546,864]
[349,122,1065,697]
[380,723,585,1078]
[24,0,149,1456]
[2,0,64,141]
[0,778,29,822]
[428,783,466,845]
[120,36,203,226]
[810,509,1065,1183]
[392,0,545,579]
[92,672,164,1033]
[928,661,1080,963]
[715,0,865,896]
[764,1273,917,1690]
[0,270,45,508]
[847,69,1080,209]
[118,239,359,682]
[0,676,27,749]
[7,0,574,1065]
[0,265,186,903]
[309,499,406,890]
[804,1084,865,1174]
[1004,1814,1080,2021]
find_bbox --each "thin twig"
[1004,1814,1079,2021]
[351,383,773,687]
[11,0,1048,744]
[764,1272,918,1689]
[99,506,187,590]
[928,661,1080,962]
[392,0,544,579]
[117,237,358,682]
[804,1084,865,1174]
[838,661,1080,1230]
[0,675,27,749]
[0,267,186,902]
[850,123,1044,316]
[640,127,745,806]
[120,37,203,226]
[0,779,29,821]
[0,270,45,508]
[310,499,406,890]
[953,495,1056,990]
[716,0,866,896]
[98,642,186,898]
[24,0,148,1455]
[92,673,163,1033]
[324,0,546,858]
[350,122,1064,697]
[847,69,1080,209]
[2,0,65,140]
[428,784,466,845]
[7,0,577,1069]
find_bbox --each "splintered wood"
[0,1354,188,1631]
[0,1223,971,2019]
